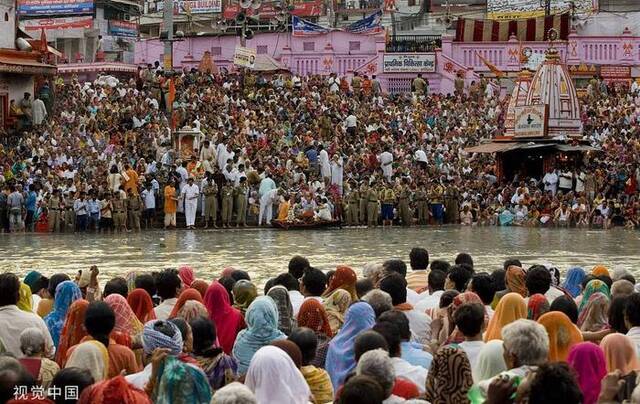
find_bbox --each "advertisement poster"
[383,53,435,73]
[233,46,256,69]
[487,0,596,19]
[175,0,222,13]
[223,0,322,20]
[17,0,94,16]
[109,20,138,37]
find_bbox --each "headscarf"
[125,271,137,293]
[322,266,358,301]
[211,382,256,404]
[600,333,640,374]
[591,265,610,277]
[44,281,82,347]
[297,298,333,338]
[323,289,352,335]
[142,320,183,356]
[270,339,303,368]
[79,377,150,404]
[204,281,244,355]
[17,283,33,312]
[562,267,586,298]
[232,296,286,375]
[325,301,375,389]
[537,311,583,362]
[232,280,258,315]
[527,294,550,321]
[169,288,204,318]
[505,266,527,297]
[56,299,89,365]
[266,285,295,335]
[567,342,607,404]
[127,289,156,323]
[578,279,611,313]
[177,300,210,323]
[65,340,109,382]
[23,271,42,293]
[425,346,472,404]
[447,292,484,344]
[484,292,527,341]
[472,340,506,383]
[245,346,311,404]
[151,356,212,404]
[577,292,610,332]
[191,280,209,299]
[178,265,196,288]
[104,293,144,336]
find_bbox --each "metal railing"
[386,35,442,52]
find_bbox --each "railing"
[386,35,441,53]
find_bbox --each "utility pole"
[162,0,174,69]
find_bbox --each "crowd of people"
[0,250,639,403]
[1,65,639,233]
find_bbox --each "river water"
[1,227,638,285]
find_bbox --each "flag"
[40,28,48,53]
[475,51,504,77]
[344,10,384,35]
[292,16,330,37]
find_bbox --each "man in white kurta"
[378,148,394,181]
[181,178,199,228]
[259,188,280,226]
[32,97,47,126]
[319,146,331,181]
[331,155,344,194]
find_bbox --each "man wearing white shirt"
[542,169,558,195]
[414,269,446,314]
[558,170,573,193]
[153,269,181,320]
[259,188,280,226]
[318,145,331,183]
[381,274,431,345]
[345,112,357,137]
[378,146,394,181]
[414,148,428,171]
[258,174,276,198]
[455,303,486,371]
[467,273,496,321]
[180,177,199,229]
[199,140,216,162]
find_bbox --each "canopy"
[253,54,289,72]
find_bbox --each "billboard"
[487,0,597,19]
[109,20,138,37]
[514,104,548,138]
[233,46,256,69]
[17,0,94,16]
[223,0,322,19]
[383,53,435,73]
[176,0,221,13]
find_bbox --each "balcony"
[386,35,441,53]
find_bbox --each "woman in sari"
[562,267,586,298]
[232,296,286,375]
[537,311,583,362]
[567,342,607,404]
[577,292,610,332]
[191,280,209,299]
[177,300,210,323]
[104,294,144,343]
[178,265,196,289]
[425,346,473,404]
[323,289,352,336]
[266,285,295,335]
[591,265,610,278]
[127,288,156,324]
[44,280,82,347]
[149,356,212,404]
[169,288,204,319]
[17,283,33,312]
[232,280,258,315]
[527,294,550,321]
[600,333,640,374]
[38,273,70,318]
[78,375,150,404]
[578,280,611,312]
[190,316,237,391]
[56,299,89,365]
[297,298,333,368]
[492,266,527,308]
[484,292,527,342]
[322,266,357,302]
[65,340,110,382]
[325,301,375,389]
[204,281,245,355]
[472,340,506,383]
[18,328,60,390]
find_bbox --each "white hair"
[362,289,393,316]
[355,349,395,398]
[20,327,45,357]
[211,382,257,404]
[501,319,549,366]
[362,263,384,281]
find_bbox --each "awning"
[556,144,600,152]
[110,0,141,8]
[252,54,289,72]
[465,142,518,153]
[47,46,63,58]
[0,56,57,74]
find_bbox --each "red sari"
[169,288,205,318]
[204,281,245,354]
[127,289,156,324]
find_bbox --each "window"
[211,46,222,55]
[349,41,360,51]
[303,42,315,51]
[4,12,8,21]
[257,45,268,54]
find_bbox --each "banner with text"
[233,46,256,69]
[223,0,322,19]
[487,0,597,19]
[383,53,435,73]
[17,0,94,16]
[514,104,548,137]
[109,20,138,37]
[175,0,222,13]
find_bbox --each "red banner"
[21,16,93,30]
[223,0,323,19]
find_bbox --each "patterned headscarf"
[579,280,611,313]
[232,280,258,315]
[44,281,82,347]
[567,342,607,404]
[17,283,32,312]
[178,265,196,288]
[446,292,485,344]
[104,293,144,336]
[56,299,89,365]
[142,320,183,356]
[127,289,156,324]
[266,285,295,336]
[505,266,527,297]
[79,375,151,404]
[151,356,212,404]
[322,266,358,302]
[177,300,210,323]
[425,346,472,404]
[577,292,610,332]
[562,267,586,298]
[323,289,352,335]
[297,298,333,338]
[169,288,204,319]
[527,294,550,321]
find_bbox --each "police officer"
[127,189,143,232]
[397,179,412,226]
[347,183,360,226]
[221,179,234,228]
[202,173,218,229]
[415,183,429,225]
[234,177,248,227]
[366,182,379,227]
[48,189,62,232]
[112,192,127,232]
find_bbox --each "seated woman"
[18,328,60,390]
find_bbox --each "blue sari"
[44,281,82,347]
[562,267,586,298]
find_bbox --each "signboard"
[233,46,256,69]
[383,53,435,73]
[17,0,94,16]
[487,0,596,19]
[21,16,93,31]
[600,66,631,79]
[109,20,138,37]
[175,0,221,13]
[514,104,548,138]
[223,0,322,19]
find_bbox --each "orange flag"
[475,51,504,78]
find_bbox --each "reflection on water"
[1,227,639,284]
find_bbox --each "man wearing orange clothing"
[278,195,291,221]
[164,181,178,229]
[123,164,139,195]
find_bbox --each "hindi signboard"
[514,104,548,138]
[233,46,256,69]
[109,20,138,37]
[17,0,94,16]
[382,53,435,73]
[487,0,596,19]
[175,0,222,13]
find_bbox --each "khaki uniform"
[359,185,368,224]
[397,187,411,226]
[347,189,360,226]
[48,196,61,232]
[221,185,234,226]
[415,189,429,225]
[64,197,75,232]
[128,195,143,231]
[366,188,379,227]
[112,199,127,230]
[234,184,248,225]
[203,182,218,223]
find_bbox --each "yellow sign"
[233,46,256,69]
[514,104,548,138]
